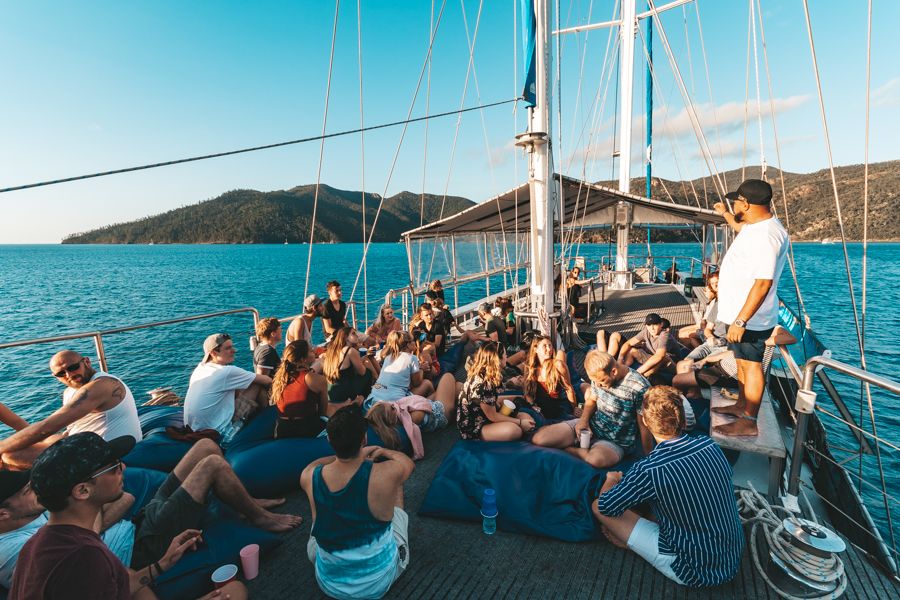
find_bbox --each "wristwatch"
[734,318,747,328]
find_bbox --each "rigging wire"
[0,96,518,196]
[347,0,450,304]
[799,0,895,555]
[416,0,436,293]
[740,0,753,181]
[303,0,341,302]
[749,0,766,178]
[860,0,873,488]
[692,1,728,191]
[357,0,369,326]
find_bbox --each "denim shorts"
[421,400,448,432]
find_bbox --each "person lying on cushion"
[302,405,413,600]
[270,340,329,439]
[593,386,743,588]
[184,333,272,444]
[457,343,535,442]
[0,350,143,469]
[532,350,649,468]
[11,433,256,600]
[0,469,135,589]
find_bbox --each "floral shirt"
[589,369,650,450]
[456,375,499,440]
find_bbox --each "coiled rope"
[737,486,847,599]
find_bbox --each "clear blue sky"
[1,1,897,243]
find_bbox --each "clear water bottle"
[481,488,498,535]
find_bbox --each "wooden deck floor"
[246,424,898,599]
[247,284,898,598]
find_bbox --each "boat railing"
[581,255,713,283]
[0,307,262,373]
[777,346,900,573]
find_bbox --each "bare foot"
[602,525,628,549]
[711,402,745,417]
[254,497,286,509]
[251,512,303,533]
[714,417,758,437]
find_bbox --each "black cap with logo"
[724,179,773,205]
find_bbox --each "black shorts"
[727,326,774,363]
[131,472,206,568]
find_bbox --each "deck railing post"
[93,334,108,372]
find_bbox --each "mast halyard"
[614,0,637,289]
[517,0,555,331]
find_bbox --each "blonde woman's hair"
[323,327,354,383]
[383,330,411,362]
[366,402,401,450]
[583,349,615,380]
[270,340,311,408]
[524,335,560,399]
[373,304,395,330]
[466,342,505,388]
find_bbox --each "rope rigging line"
[0,96,518,196]
[646,1,726,199]
[740,0,753,182]
[303,0,341,302]
[749,0,766,178]
[752,0,809,327]
[347,0,450,305]
[692,0,728,191]
[860,0,873,487]
[357,0,369,326]
[799,0,896,556]
[423,0,485,285]
[415,0,436,292]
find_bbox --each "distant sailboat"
[284,238,288,245]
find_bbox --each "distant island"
[63,160,899,243]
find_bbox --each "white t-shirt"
[717,216,789,330]
[365,353,421,407]
[184,362,257,434]
[63,371,143,443]
[0,513,135,588]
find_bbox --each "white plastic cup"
[240,543,260,580]
[579,429,591,449]
[499,399,516,416]
[211,564,239,589]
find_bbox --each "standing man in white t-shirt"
[712,179,789,436]
[184,333,272,443]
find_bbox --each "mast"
[645,3,653,200]
[518,0,555,329]
[614,0,637,289]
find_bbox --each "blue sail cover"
[520,0,536,107]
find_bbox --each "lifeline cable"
[0,98,520,195]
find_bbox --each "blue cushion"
[225,406,278,454]
[227,425,411,498]
[153,520,281,600]
[420,440,631,542]
[124,433,192,472]
[137,405,184,437]
[122,467,168,520]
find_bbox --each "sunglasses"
[52,360,83,378]
[87,460,123,480]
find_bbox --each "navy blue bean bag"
[153,520,281,600]
[124,432,193,472]
[137,405,184,437]
[227,425,411,498]
[226,405,279,454]
[122,467,168,520]
[420,440,632,542]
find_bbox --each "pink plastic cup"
[240,543,260,580]
[211,564,238,589]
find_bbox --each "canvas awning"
[402,174,723,240]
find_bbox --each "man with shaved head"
[0,350,142,469]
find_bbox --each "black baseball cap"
[724,179,772,205]
[0,470,31,504]
[30,433,135,508]
[645,313,663,326]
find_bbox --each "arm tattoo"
[110,382,125,402]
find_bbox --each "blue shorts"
[421,400,448,432]
[728,326,773,363]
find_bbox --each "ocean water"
[0,241,897,546]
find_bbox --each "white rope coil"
[736,487,847,599]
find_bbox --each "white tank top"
[62,371,143,442]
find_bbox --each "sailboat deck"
[575,283,697,341]
[246,423,898,599]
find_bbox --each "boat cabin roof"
[402,174,724,240]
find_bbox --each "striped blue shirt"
[596,434,743,587]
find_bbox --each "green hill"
[62,185,473,244]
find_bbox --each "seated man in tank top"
[301,405,413,600]
[0,350,143,470]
